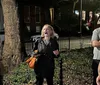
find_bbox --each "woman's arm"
[51,38,60,57]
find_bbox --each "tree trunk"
[1,0,21,72]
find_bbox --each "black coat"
[34,37,59,77]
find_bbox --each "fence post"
[59,58,63,85]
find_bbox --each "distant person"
[33,24,60,85]
[91,19,100,85]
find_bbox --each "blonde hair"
[41,24,55,38]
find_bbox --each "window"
[24,6,30,23]
[35,6,41,23]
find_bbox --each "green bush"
[3,47,93,85]
[3,62,36,85]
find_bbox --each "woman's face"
[43,25,52,37]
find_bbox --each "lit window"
[82,10,86,21]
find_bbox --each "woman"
[33,24,59,85]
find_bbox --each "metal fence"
[25,36,92,54]
[58,36,91,52]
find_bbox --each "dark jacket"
[34,37,59,77]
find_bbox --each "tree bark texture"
[1,0,21,71]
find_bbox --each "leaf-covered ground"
[3,47,93,85]
[61,48,93,85]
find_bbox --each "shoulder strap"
[33,37,43,50]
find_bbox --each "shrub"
[3,47,93,85]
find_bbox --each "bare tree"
[1,0,21,72]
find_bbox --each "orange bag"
[26,50,38,69]
[26,56,37,69]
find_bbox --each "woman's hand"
[96,75,100,85]
[53,49,59,56]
